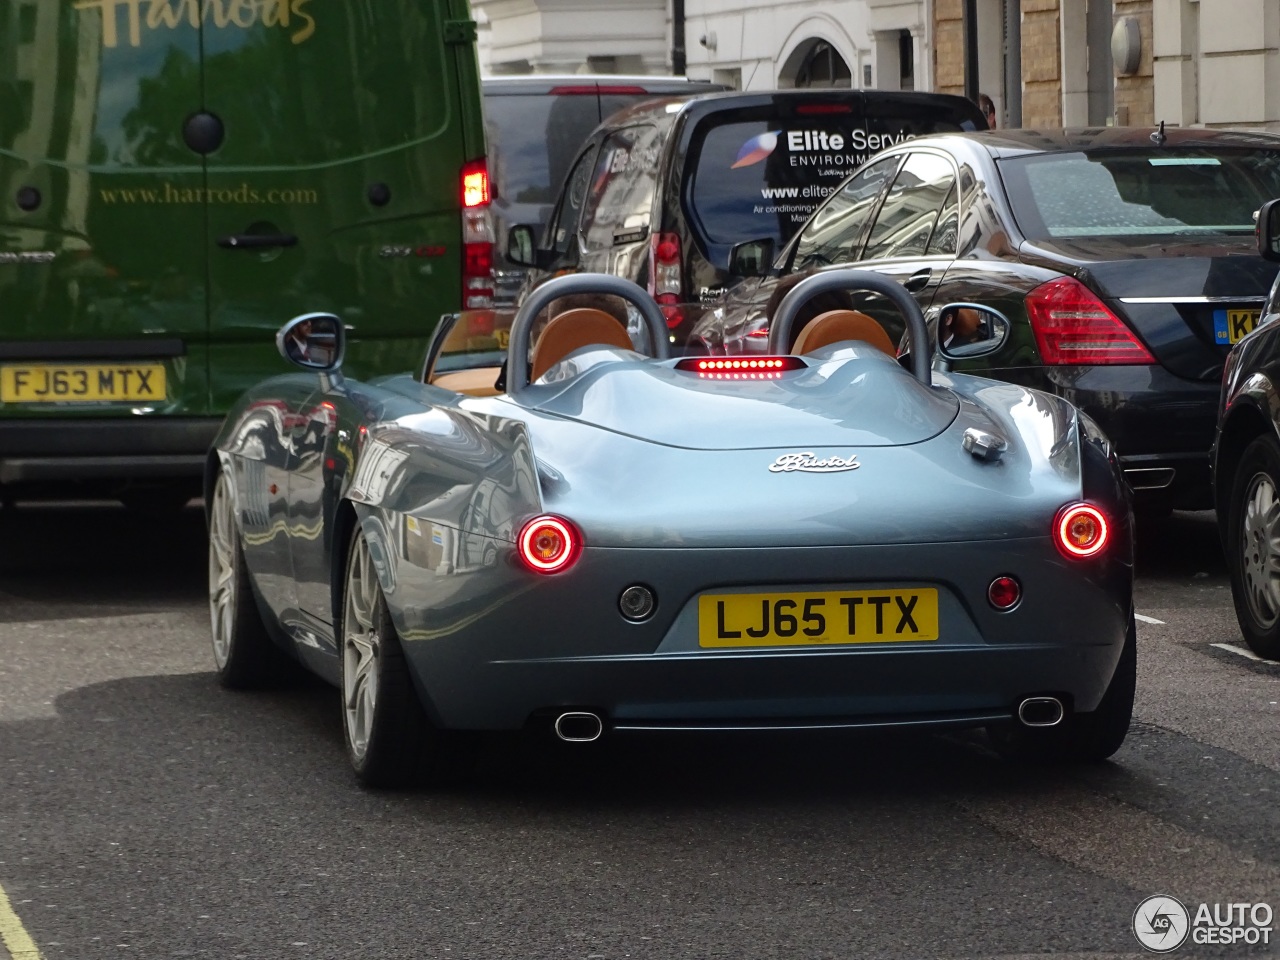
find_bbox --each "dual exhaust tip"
[553,701,1063,739]
[1017,696,1065,727]
[553,711,604,742]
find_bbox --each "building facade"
[474,0,1278,133]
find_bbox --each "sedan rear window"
[1000,148,1280,240]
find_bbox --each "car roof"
[898,126,1280,160]
[481,75,727,94]
[594,87,985,131]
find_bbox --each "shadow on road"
[1133,509,1225,580]
[0,501,207,615]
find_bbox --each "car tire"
[987,611,1136,763]
[1225,435,1280,660]
[340,525,463,787]
[208,469,290,688]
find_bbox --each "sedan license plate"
[699,588,939,648]
[0,363,166,403]
[1213,309,1262,345]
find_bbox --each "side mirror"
[936,303,1010,361]
[506,224,539,268]
[1256,198,1280,263]
[728,237,775,278]
[277,312,345,371]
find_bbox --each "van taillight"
[649,231,682,328]
[1025,276,1154,365]
[461,158,494,310]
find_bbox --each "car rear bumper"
[383,537,1133,732]
[0,417,220,484]
[999,364,1219,508]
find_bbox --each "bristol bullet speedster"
[207,271,1135,786]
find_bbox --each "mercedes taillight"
[461,158,494,311]
[1025,276,1154,364]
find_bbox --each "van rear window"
[688,114,973,247]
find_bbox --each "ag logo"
[1133,895,1190,953]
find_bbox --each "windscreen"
[689,110,975,248]
[1000,148,1280,240]
[485,94,604,205]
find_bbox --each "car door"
[202,0,475,407]
[842,151,960,349]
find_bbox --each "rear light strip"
[676,357,804,379]
[1025,276,1154,365]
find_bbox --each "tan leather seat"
[530,307,632,381]
[430,367,502,397]
[792,309,895,357]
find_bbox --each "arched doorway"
[780,38,852,89]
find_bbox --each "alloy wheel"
[1240,470,1280,629]
[343,533,381,761]
[208,472,237,669]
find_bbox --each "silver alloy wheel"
[343,532,381,762]
[1241,469,1280,629]
[208,471,237,669]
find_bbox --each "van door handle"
[217,233,298,250]
[903,269,931,293]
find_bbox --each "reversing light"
[675,356,805,380]
[517,515,581,574]
[1054,503,1110,559]
[988,575,1022,610]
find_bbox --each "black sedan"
[689,128,1280,511]
[1213,197,1280,661]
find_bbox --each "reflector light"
[988,575,1022,610]
[675,356,805,379]
[517,515,581,574]
[1053,503,1110,559]
[1025,276,1155,365]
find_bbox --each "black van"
[483,75,725,305]
[507,89,986,343]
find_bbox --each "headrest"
[530,307,632,381]
[791,309,895,357]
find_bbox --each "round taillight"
[517,515,581,573]
[988,575,1021,610]
[1054,503,1110,559]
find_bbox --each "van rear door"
[201,1,474,409]
[0,8,209,417]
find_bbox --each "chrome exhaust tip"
[1017,696,1065,727]
[554,711,604,742]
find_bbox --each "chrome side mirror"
[277,312,345,371]
[936,303,1010,360]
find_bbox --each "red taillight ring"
[517,515,581,574]
[1054,503,1110,559]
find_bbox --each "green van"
[0,0,488,506]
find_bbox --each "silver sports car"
[206,270,1136,786]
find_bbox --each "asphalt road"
[0,503,1276,960]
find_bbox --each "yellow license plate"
[1216,309,1262,345]
[699,588,939,647]
[0,363,166,403]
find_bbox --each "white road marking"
[1134,613,1165,624]
[1210,642,1270,663]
